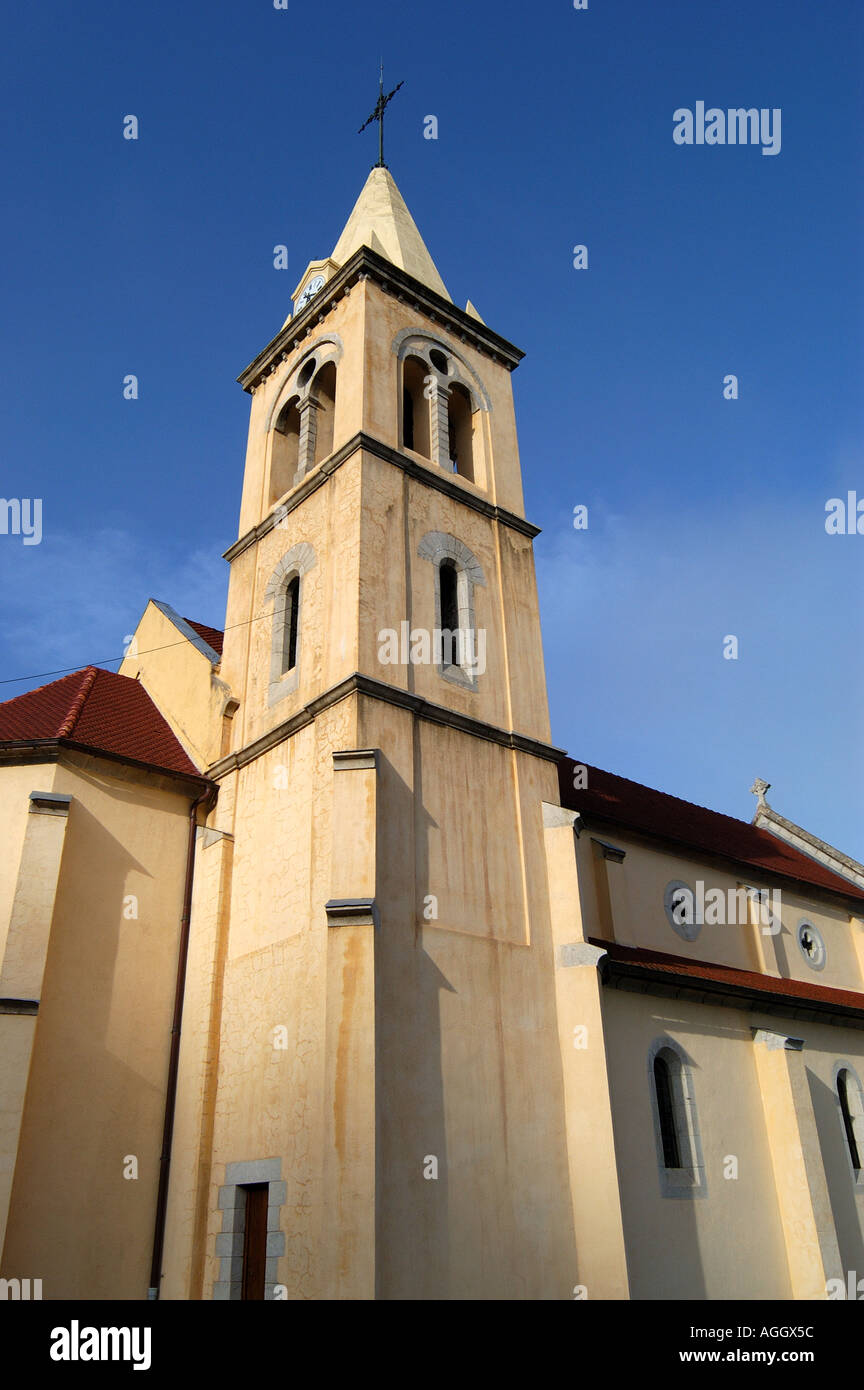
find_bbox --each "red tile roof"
[0,667,202,778]
[559,758,864,904]
[591,937,864,1015]
[183,618,224,658]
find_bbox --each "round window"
[297,358,316,389]
[664,880,700,941]
[796,919,826,971]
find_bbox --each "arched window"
[653,1054,682,1169]
[402,355,430,457]
[837,1066,864,1179]
[312,361,337,466]
[270,571,302,686]
[281,575,300,674]
[447,382,475,481]
[270,397,300,504]
[418,532,487,691]
[264,542,316,706]
[266,336,343,498]
[647,1038,706,1197]
[439,559,459,637]
[220,698,239,760]
[393,333,489,484]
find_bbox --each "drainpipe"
[147,781,216,1300]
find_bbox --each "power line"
[0,608,271,689]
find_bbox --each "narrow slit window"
[403,386,415,451]
[270,397,301,503]
[401,356,430,457]
[283,575,300,674]
[438,558,461,667]
[311,361,337,465]
[654,1053,682,1169]
[447,382,474,481]
[240,1184,268,1301]
[838,1069,862,1174]
[220,699,239,760]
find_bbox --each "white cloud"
[537,494,864,852]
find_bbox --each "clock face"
[296,274,325,311]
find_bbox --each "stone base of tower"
[161,683,608,1300]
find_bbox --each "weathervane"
[358,60,403,170]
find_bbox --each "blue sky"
[1,0,862,853]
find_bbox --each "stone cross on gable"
[750,777,772,810]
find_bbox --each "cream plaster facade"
[2,168,863,1302]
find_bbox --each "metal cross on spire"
[358,61,404,169]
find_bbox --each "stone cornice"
[603,953,864,1031]
[755,806,864,890]
[325,898,379,928]
[237,246,524,393]
[0,739,214,798]
[222,431,540,562]
[208,671,565,779]
[0,998,39,1015]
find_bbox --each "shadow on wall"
[372,742,581,1299]
[373,746,453,1300]
[808,1067,864,1282]
[1,799,167,1298]
[616,1027,708,1301]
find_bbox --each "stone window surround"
[796,917,827,972]
[393,329,491,479]
[646,1036,708,1200]
[266,334,344,497]
[264,542,316,707]
[417,530,486,692]
[832,1060,864,1191]
[213,1158,286,1300]
[662,878,782,944]
[663,878,701,943]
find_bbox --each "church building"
[1,163,863,1302]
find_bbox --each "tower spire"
[330,165,452,300]
[357,60,403,170]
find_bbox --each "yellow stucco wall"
[603,990,794,1300]
[797,1021,864,1279]
[166,700,357,1300]
[542,804,864,1300]
[572,825,862,992]
[189,242,864,1302]
[0,764,51,970]
[9,219,862,1305]
[120,601,228,769]
[0,753,193,1299]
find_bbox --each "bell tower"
[168,165,578,1301]
[219,165,555,759]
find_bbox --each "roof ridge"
[0,666,79,715]
[149,601,223,662]
[56,665,100,738]
[0,664,202,780]
[574,757,755,832]
[182,615,224,630]
[559,757,864,904]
